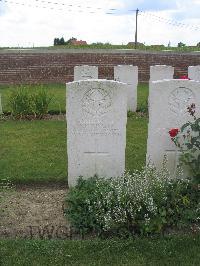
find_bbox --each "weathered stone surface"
[67,79,127,186]
[188,65,200,81]
[74,65,98,81]
[147,79,200,177]
[150,65,174,81]
[114,65,138,112]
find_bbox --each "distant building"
[70,40,87,45]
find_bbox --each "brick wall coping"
[0,48,200,56]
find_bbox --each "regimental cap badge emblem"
[82,88,112,116]
[168,87,195,116]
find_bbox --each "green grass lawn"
[0,114,147,183]
[1,235,200,265]
[0,120,67,183]
[0,83,149,114]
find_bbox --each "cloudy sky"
[0,0,199,47]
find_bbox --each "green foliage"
[137,83,149,114]
[48,43,200,52]
[164,181,200,227]
[54,37,66,45]
[137,100,148,113]
[33,88,53,118]
[8,86,53,119]
[9,86,35,118]
[178,42,186,47]
[65,177,102,236]
[171,104,200,183]
[0,83,65,114]
[65,166,200,237]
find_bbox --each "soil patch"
[0,184,72,240]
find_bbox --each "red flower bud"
[169,128,179,138]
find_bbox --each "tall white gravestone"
[188,65,200,81]
[114,65,138,112]
[147,79,200,177]
[67,80,127,186]
[74,65,98,81]
[150,65,174,81]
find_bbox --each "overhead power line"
[0,0,199,43]
[0,0,137,14]
[1,0,199,31]
[140,11,200,31]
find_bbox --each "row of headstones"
[150,65,200,81]
[67,65,200,186]
[74,64,200,113]
[74,65,138,112]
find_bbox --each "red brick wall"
[0,50,199,84]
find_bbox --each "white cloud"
[0,0,199,47]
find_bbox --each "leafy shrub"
[9,86,35,119]
[169,103,200,183]
[33,88,53,118]
[65,165,200,237]
[162,180,200,229]
[8,86,53,119]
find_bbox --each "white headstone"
[67,79,127,186]
[74,65,98,81]
[114,65,138,112]
[147,79,200,177]
[150,65,174,81]
[188,65,200,81]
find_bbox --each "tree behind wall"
[54,37,66,46]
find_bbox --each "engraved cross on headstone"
[165,149,182,176]
[84,138,109,174]
[156,127,182,176]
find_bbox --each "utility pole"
[135,8,139,49]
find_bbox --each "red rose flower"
[169,128,179,138]
[179,75,190,80]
